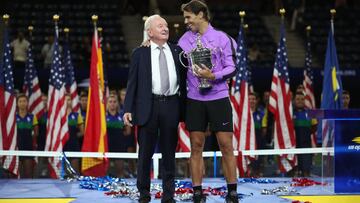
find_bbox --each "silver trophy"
[181,33,214,90]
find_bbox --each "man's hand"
[123,113,133,127]
[194,64,215,80]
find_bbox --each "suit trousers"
[137,95,179,201]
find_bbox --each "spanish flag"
[81,18,108,176]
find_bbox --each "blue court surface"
[0,178,354,203]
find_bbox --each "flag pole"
[330,9,336,19]
[280,8,286,23]
[306,25,311,38]
[3,14,9,25]
[92,15,98,50]
[64,27,69,41]
[142,16,149,21]
[92,15,98,33]
[306,25,311,51]
[97,27,104,48]
[239,11,249,39]
[2,14,9,62]
[28,25,33,41]
[1,13,10,155]
[92,15,98,27]
[53,14,59,33]
[239,10,245,26]
[244,23,248,32]
[330,9,336,35]
[97,27,103,48]
[97,27,103,36]
[92,15,98,34]
[173,23,179,35]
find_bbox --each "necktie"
[158,46,170,95]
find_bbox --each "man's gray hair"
[144,14,161,31]
[143,14,164,41]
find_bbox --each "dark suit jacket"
[124,43,187,126]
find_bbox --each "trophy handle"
[179,51,189,69]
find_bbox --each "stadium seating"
[295,2,360,68]
[5,1,129,69]
[210,5,277,68]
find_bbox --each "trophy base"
[198,83,212,90]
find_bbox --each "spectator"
[293,92,317,177]
[296,84,305,94]
[11,31,30,89]
[63,94,84,173]
[16,94,38,178]
[37,93,48,177]
[118,88,127,111]
[289,0,305,31]
[342,90,350,109]
[249,92,266,176]
[79,92,88,148]
[262,91,273,148]
[11,31,30,69]
[78,36,91,69]
[41,36,61,69]
[261,91,274,169]
[79,93,88,120]
[118,88,136,177]
[106,94,130,177]
[248,44,262,62]
[37,94,48,151]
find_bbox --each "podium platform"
[309,109,360,193]
[0,178,349,203]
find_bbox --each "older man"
[123,15,186,203]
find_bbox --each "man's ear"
[198,11,204,19]
[147,29,152,38]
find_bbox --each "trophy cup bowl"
[189,46,213,89]
[179,33,214,90]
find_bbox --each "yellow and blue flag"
[320,22,343,109]
[319,20,343,147]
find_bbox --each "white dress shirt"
[11,39,30,62]
[150,41,179,95]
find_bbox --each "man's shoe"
[225,191,239,203]
[193,191,206,203]
[138,196,151,203]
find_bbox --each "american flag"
[268,23,297,173]
[23,41,45,120]
[0,64,3,154]
[230,24,256,176]
[302,35,317,148]
[63,39,80,113]
[1,23,19,176]
[45,22,69,178]
[303,40,315,109]
[0,26,5,156]
[178,122,191,152]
